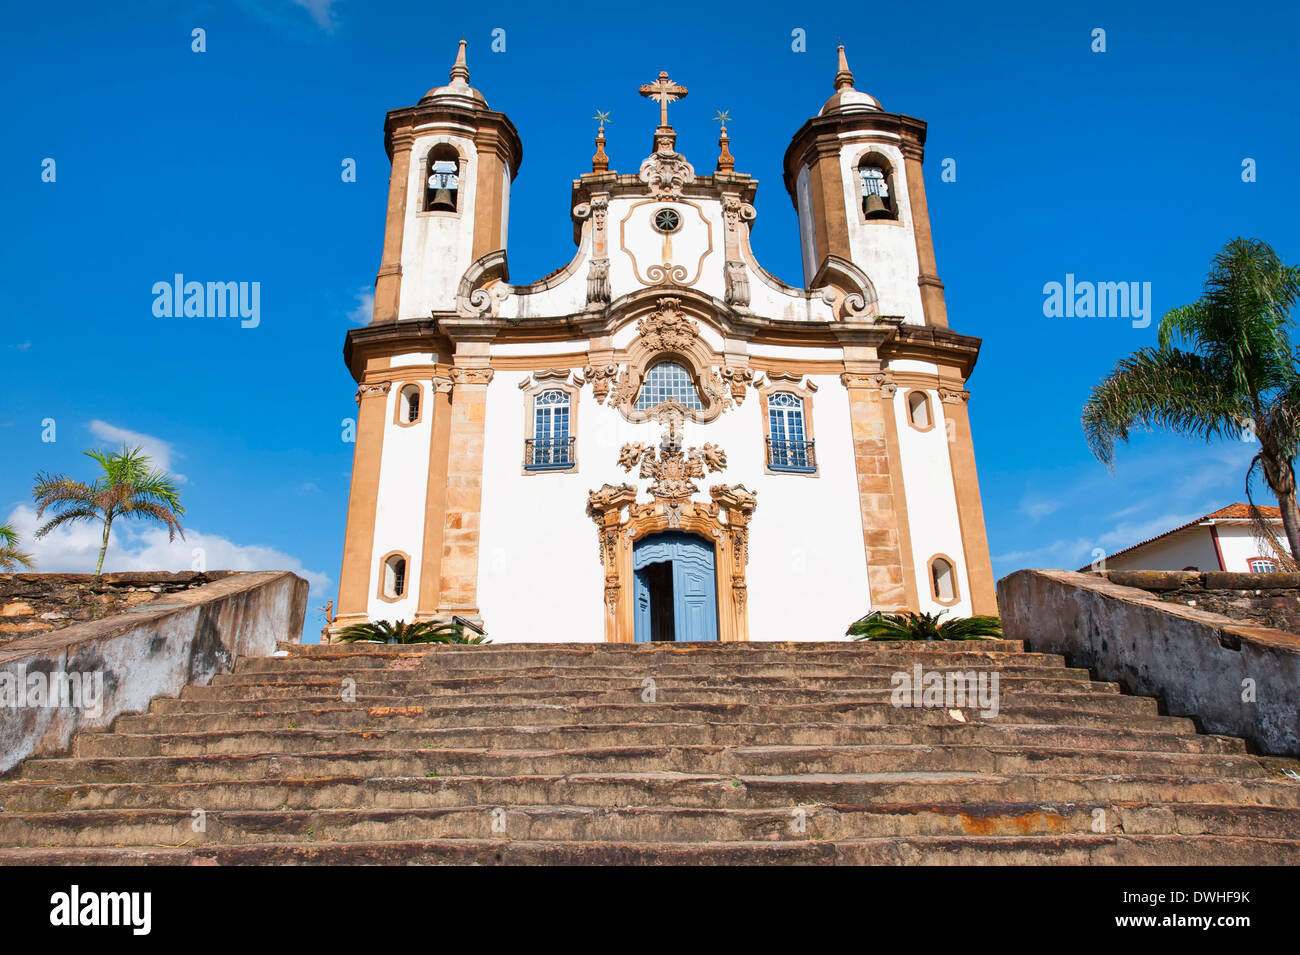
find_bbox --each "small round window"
[653,209,681,233]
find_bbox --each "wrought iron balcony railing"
[525,436,576,470]
[766,437,816,473]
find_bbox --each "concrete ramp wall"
[999,569,1300,757]
[0,571,308,773]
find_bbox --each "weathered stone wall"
[1102,569,1300,634]
[0,571,308,774]
[0,572,240,645]
[999,568,1300,757]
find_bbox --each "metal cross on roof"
[638,72,688,127]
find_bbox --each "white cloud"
[5,504,330,593]
[288,0,337,30]
[1019,494,1062,522]
[995,439,1263,576]
[346,287,373,325]
[87,420,185,483]
[8,342,31,352]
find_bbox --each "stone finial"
[714,110,734,173]
[592,110,611,172]
[834,44,855,90]
[449,38,470,87]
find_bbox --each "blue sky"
[1,0,1297,639]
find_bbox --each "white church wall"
[606,197,726,302]
[795,165,818,284]
[390,351,441,366]
[474,369,870,642]
[398,132,480,319]
[366,380,434,621]
[744,375,871,640]
[837,140,926,323]
[894,390,972,617]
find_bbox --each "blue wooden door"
[633,569,652,642]
[632,532,719,643]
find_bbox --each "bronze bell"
[429,187,455,211]
[863,192,891,219]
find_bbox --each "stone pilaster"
[437,352,493,618]
[841,370,909,611]
[335,376,391,624]
[903,144,948,329]
[373,129,414,323]
[415,373,455,620]
[940,387,997,614]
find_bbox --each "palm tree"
[849,611,1002,642]
[0,521,34,571]
[335,618,490,645]
[1083,238,1300,560]
[32,445,185,575]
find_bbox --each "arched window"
[907,390,932,429]
[767,392,816,472]
[400,384,420,424]
[528,389,574,470]
[425,145,461,212]
[930,556,957,603]
[634,361,704,411]
[859,160,896,220]
[1249,557,1280,573]
[382,554,407,599]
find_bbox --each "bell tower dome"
[370,40,523,323]
[782,46,947,326]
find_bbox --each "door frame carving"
[588,494,752,643]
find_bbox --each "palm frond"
[1082,347,1244,465]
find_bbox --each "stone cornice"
[383,103,523,177]
[343,313,983,383]
[782,110,928,207]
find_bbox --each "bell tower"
[783,47,947,327]
[370,41,522,323]
[334,43,522,634]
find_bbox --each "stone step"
[6,771,1297,814]
[153,689,1149,717]
[226,662,1089,682]
[284,640,1031,659]
[72,722,1244,759]
[2,834,1298,865]
[177,678,1125,704]
[19,743,1268,785]
[3,800,1299,849]
[115,701,1189,735]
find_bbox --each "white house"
[1086,504,1293,574]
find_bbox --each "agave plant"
[849,611,1002,642]
[335,618,490,645]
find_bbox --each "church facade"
[333,43,996,642]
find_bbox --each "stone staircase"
[1,640,1298,864]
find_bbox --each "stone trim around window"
[603,298,733,424]
[927,552,961,607]
[392,381,425,428]
[519,370,580,475]
[376,549,413,603]
[756,373,819,478]
[903,388,936,433]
